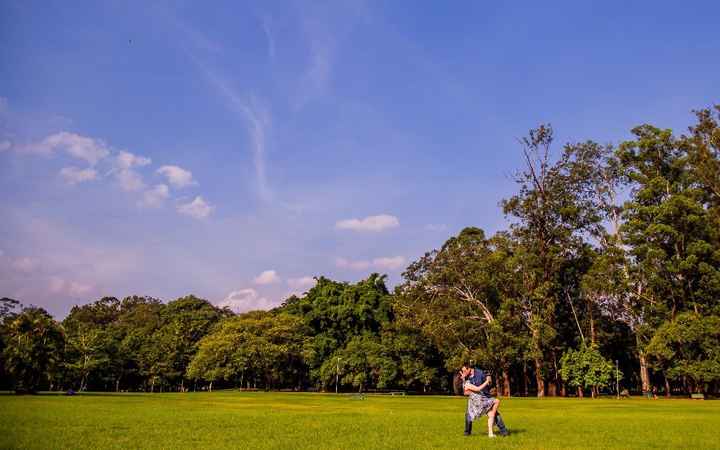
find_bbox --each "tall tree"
[2,307,65,393]
[617,120,720,393]
[396,227,525,395]
[501,127,607,396]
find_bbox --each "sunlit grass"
[1,391,718,449]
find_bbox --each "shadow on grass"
[507,428,527,435]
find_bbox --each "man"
[461,364,510,437]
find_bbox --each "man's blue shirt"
[469,368,491,396]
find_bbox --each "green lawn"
[1,392,719,449]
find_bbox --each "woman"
[462,370,501,438]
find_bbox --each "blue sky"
[1,0,718,317]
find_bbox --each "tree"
[149,295,228,391]
[114,296,163,391]
[396,228,525,396]
[560,344,615,398]
[188,311,308,390]
[646,313,720,394]
[280,274,394,389]
[617,119,720,393]
[2,307,65,393]
[501,127,610,396]
[62,297,120,391]
[320,334,395,393]
[0,298,22,389]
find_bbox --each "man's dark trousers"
[464,409,508,435]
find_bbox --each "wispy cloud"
[336,214,400,232]
[294,18,334,109]
[372,256,406,270]
[425,223,448,232]
[49,276,94,297]
[261,15,276,61]
[199,68,272,202]
[11,256,39,273]
[59,167,98,185]
[21,131,110,165]
[166,10,274,204]
[336,256,406,271]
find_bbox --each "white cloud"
[59,166,98,185]
[116,150,151,170]
[115,169,145,192]
[157,165,196,188]
[287,276,316,289]
[0,140,11,152]
[138,184,169,208]
[218,288,276,313]
[254,269,280,285]
[177,196,213,219]
[49,276,94,297]
[336,256,406,271]
[25,131,110,165]
[335,214,400,232]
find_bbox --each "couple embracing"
[460,363,510,438]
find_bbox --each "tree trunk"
[552,350,562,397]
[588,298,596,345]
[115,377,120,392]
[209,381,213,392]
[535,358,545,398]
[151,378,155,393]
[664,374,671,398]
[548,382,557,396]
[523,361,529,396]
[577,386,584,398]
[180,378,184,393]
[639,352,650,395]
[502,368,511,397]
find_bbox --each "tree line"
[1,106,719,397]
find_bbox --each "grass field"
[2,392,719,449]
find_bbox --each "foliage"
[2,307,65,393]
[187,311,308,389]
[560,344,616,397]
[646,313,720,392]
[1,105,718,397]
